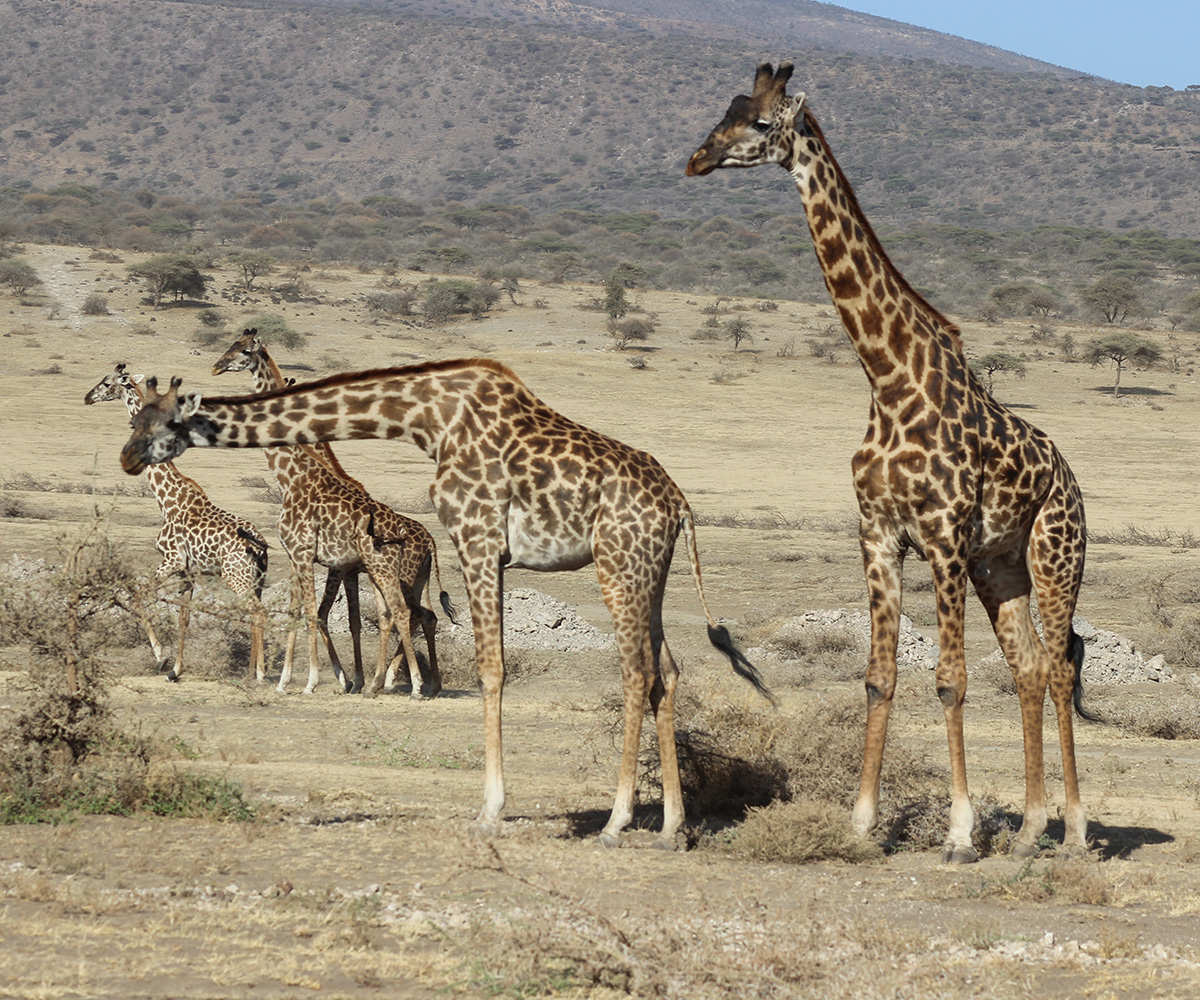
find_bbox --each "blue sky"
[838,1,1199,89]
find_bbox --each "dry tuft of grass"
[971,856,1113,905]
[726,798,883,863]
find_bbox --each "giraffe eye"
[751,119,771,133]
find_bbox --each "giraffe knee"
[936,683,964,709]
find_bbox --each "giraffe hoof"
[651,835,679,852]
[165,670,180,683]
[1058,842,1088,859]
[596,832,621,849]
[468,819,499,840]
[409,690,427,701]
[941,844,980,864]
[1010,841,1042,859]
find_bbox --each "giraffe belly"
[504,507,593,572]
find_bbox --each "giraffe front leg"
[363,578,400,699]
[930,553,977,864]
[247,594,268,683]
[851,533,904,840]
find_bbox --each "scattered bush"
[364,288,417,318]
[80,293,109,316]
[243,312,307,350]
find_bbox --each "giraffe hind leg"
[973,566,1049,857]
[1029,507,1089,855]
[165,580,193,683]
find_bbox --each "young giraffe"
[117,360,772,846]
[212,330,456,698]
[84,364,268,682]
[688,63,1091,861]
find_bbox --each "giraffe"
[117,360,773,846]
[687,63,1091,862]
[84,364,268,683]
[211,330,456,698]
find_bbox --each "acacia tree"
[1086,333,1162,397]
[127,254,208,306]
[1082,275,1139,324]
[722,316,753,351]
[0,259,41,296]
[226,250,274,291]
[971,352,1028,393]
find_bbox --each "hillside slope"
[0,0,1198,237]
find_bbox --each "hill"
[1,0,1198,232]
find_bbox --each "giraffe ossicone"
[119,358,773,847]
[689,63,1091,862]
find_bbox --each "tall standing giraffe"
[687,63,1091,861]
[84,364,268,683]
[117,360,772,846]
[212,330,455,698]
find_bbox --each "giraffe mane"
[194,357,525,406]
[800,105,964,352]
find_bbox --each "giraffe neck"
[182,362,499,458]
[787,111,968,401]
[247,350,367,490]
[118,383,198,511]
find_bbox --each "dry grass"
[725,799,883,863]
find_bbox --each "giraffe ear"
[180,390,203,418]
[131,374,146,386]
[789,93,807,119]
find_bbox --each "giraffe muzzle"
[120,443,148,475]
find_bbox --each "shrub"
[726,799,882,863]
[421,279,498,323]
[364,288,417,317]
[243,312,307,350]
[80,293,109,316]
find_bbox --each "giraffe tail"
[681,506,776,707]
[237,526,269,577]
[429,540,460,626]
[1069,625,1102,723]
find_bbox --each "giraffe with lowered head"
[688,63,1091,861]
[117,359,773,846]
[212,329,456,698]
[84,363,268,682]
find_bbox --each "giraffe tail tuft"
[439,591,460,627]
[1069,625,1102,723]
[707,624,777,707]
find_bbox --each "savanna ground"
[3,245,1200,998]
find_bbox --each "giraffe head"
[212,328,263,376]
[84,362,145,406]
[120,376,204,475]
[685,62,806,176]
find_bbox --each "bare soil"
[2,246,1200,998]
